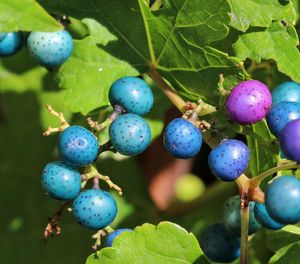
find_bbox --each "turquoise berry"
[208,139,250,182]
[41,161,81,201]
[254,202,285,230]
[266,101,300,136]
[0,33,7,41]
[272,81,300,105]
[199,223,240,263]
[222,195,261,235]
[109,113,151,155]
[163,118,202,159]
[72,189,117,230]
[109,76,154,115]
[266,176,300,224]
[58,126,99,167]
[26,30,73,68]
[105,228,133,247]
[0,32,23,56]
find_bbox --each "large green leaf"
[229,0,296,32]
[86,222,209,264]
[234,21,300,82]
[0,0,61,32]
[268,243,300,264]
[244,120,278,177]
[38,0,245,114]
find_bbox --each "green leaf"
[0,0,61,32]
[229,0,296,32]
[57,37,139,114]
[244,120,278,176]
[234,21,300,82]
[39,0,245,114]
[86,222,209,264]
[266,225,300,252]
[268,242,300,264]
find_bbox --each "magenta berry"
[226,80,272,124]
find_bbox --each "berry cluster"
[0,30,73,69]
[41,76,153,248]
[199,80,300,263]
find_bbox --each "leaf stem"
[251,161,298,185]
[150,0,163,11]
[240,195,249,264]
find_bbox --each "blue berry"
[58,126,99,167]
[266,176,300,224]
[72,189,117,230]
[0,32,23,56]
[26,30,73,68]
[105,228,133,247]
[280,119,300,162]
[41,161,81,201]
[272,81,300,105]
[109,76,154,115]
[266,101,300,136]
[109,114,151,155]
[163,118,202,159]
[208,139,250,182]
[222,195,261,235]
[254,202,285,230]
[199,223,240,263]
[0,33,7,41]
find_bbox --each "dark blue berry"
[266,101,300,136]
[109,113,151,155]
[208,139,250,182]
[58,126,99,167]
[254,202,285,230]
[163,118,202,159]
[279,119,300,162]
[199,223,240,263]
[0,32,23,56]
[105,228,133,247]
[26,30,73,68]
[72,189,117,230]
[41,161,81,201]
[272,81,300,105]
[222,195,261,235]
[266,176,300,224]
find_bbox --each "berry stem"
[240,193,249,264]
[98,173,123,195]
[43,105,70,136]
[251,161,298,185]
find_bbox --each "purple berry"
[279,119,300,161]
[208,139,250,181]
[226,80,272,124]
[164,118,202,159]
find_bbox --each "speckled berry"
[266,176,300,224]
[41,161,81,201]
[105,228,133,247]
[254,202,285,230]
[222,195,261,235]
[26,30,73,68]
[0,33,7,41]
[208,139,249,182]
[226,80,272,124]
[199,223,240,263]
[280,119,300,162]
[0,32,23,56]
[272,81,300,105]
[72,189,117,230]
[58,126,99,167]
[109,113,151,155]
[109,76,154,116]
[163,118,202,159]
[266,101,300,136]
